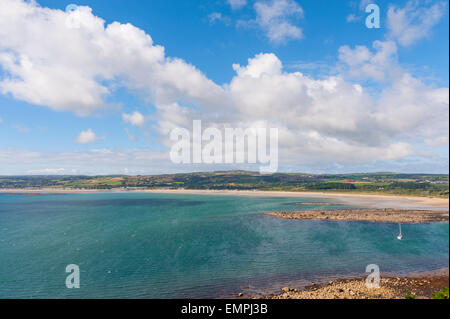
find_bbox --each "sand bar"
[266,209,449,223]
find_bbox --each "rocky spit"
[265,274,449,299]
[266,209,449,223]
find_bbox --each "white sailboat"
[397,223,403,240]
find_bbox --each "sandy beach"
[143,189,450,210]
[135,190,442,211]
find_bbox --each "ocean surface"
[0,192,448,298]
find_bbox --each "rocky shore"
[265,272,449,299]
[266,209,449,223]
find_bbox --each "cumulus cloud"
[232,53,282,78]
[74,128,101,144]
[386,1,447,47]
[226,54,397,152]
[122,111,145,127]
[375,73,449,145]
[0,0,448,173]
[0,0,222,115]
[253,0,304,44]
[338,40,400,82]
[215,51,445,165]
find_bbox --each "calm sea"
[0,192,448,298]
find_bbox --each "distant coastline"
[1,172,448,198]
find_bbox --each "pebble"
[269,274,448,300]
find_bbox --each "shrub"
[432,287,449,299]
[405,290,416,299]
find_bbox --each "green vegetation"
[432,287,449,299]
[405,290,417,299]
[0,171,448,198]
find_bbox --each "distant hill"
[1,171,448,197]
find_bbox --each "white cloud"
[253,0,304,44]
[338,40,399,82]
[375,73,449,145]
[74,128,101,144]
[219,51,445,165]
[232,53,282,78]
[0,0,221,115]
[27,168,70,175]
[122,111,145,127]
[227,0,247,10]
[0,0,448,173]
[386,1,447,46]
[0,146,417,176]
[286,60,331,75]
[0,148,173,175]
[336,39,448,148]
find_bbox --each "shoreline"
[0,188,448,210]
[259,268,449,299]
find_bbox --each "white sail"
[397,224,402,240]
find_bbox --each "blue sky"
[0,0,448,175]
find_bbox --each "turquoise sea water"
[0,192,448,298]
